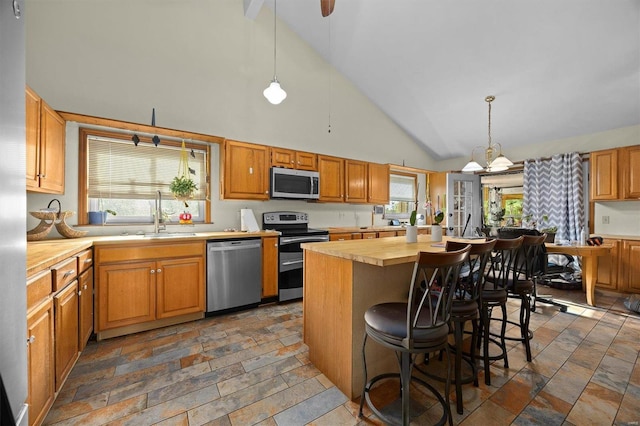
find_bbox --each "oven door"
[278,234,329,301]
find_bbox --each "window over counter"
[384,172,417,220]
[79,128,211,225]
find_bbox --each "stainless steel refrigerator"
[0,0,29,424]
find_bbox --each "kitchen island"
[302,234,475,400]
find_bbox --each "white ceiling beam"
[243,0,264,20]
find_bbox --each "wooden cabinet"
[368,163,390,205]
[318,155,345,202]
[361,232,377,239]
[222,139,270,200]
[26,86,66,193]
[262,236,279,298]
[54,280,79,391]
[345,160,368,203]
[330,233,353,241]
[95,241,205,339]
[621,240,640,293]
[377,231,396,238]
[271,147,317,171]
[620,145,640,199]
[596,238,621,291]
[156,257,205,319]
[26,297,54,426]
[78,267,94,351]
[590,145,640,201]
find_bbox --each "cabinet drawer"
[27,269,52,311]
[51,257,78,292]
[76,249,93,273]
[96,242,205,264]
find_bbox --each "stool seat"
[365,303,449,348]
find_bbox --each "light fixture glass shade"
[462,161,483,173]
[490,154,513,169]
[263,80,287,105]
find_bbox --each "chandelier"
[462,95,513,173]
[263,0,287,105]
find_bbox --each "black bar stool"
[358,245,471,426]
[478,236,524,385]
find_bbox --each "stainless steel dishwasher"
[206,238,262,314]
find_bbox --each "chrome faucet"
[154,190,166,233]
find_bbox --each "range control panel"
[263,211,308,226]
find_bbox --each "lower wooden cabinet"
[621,240,640,292]
[596,238,621,291]
[262,236,279,298]
[54,280,79,392]
[95,242,205,338]
[330,233,353,241]
[26,298,54,426]
[78,267,94,351]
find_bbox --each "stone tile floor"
[44,286,640,425]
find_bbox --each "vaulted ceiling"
[255,0,640,161]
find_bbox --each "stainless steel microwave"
[270,167,320,200]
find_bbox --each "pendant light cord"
[328,13,332,133]
[487,97,492,147]
[273,0,278,79]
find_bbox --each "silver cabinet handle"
[150,269,155,274]
[83,284,87,290]
[282,260,304,266]
[84,259,93,263]
[63,269,75,278]
[156,269,162,273]
[27,335,35,345]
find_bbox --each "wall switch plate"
[602,215,610,224]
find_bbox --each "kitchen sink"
[143,232,197,238]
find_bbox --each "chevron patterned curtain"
[523,152,584,242]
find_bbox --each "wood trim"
[389,164,435,174]
[59,111,224,145]
[96,312,203,341]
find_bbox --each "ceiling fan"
[321,0,335,17]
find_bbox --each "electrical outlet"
[602,215,610,224]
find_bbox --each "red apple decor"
[179,211,192,225]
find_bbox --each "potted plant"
[431,209,444,242]
[170,175,198,207]
[406,210,418,243]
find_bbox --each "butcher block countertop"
[27,231,279,277]
[302,234,480,267]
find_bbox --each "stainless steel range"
[263,211,329,302]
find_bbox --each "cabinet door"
[271,147,295,168]
[330,233,352,241]
[97,261,156,331]
[156,257,205,319]
[54,281,79,391]
[318,155,344,202]
[345,160,368,203]
[590,149,618,200]
[622,240,640,293]
[361,232,377,239]
[223,140,269,200]
[26,87,42,190]
[295,151,317,171]
[377,231,396,238]
[621,145,640,199]
[262,236,279,298]
[596,238,621,291]
[368,163,390,205]
[27,298,54,426]
[39,100,66,194]
[78,267,94,351]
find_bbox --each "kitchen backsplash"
[593,201,640,237]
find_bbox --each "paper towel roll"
[240,208,260,232]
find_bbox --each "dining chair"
[358,245,471,426]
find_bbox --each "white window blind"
[389,174,416,202]
[87,136,207,200]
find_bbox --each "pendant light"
[462,95,513,173]
[263,0,287,104]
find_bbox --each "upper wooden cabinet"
[621,145,640,199]
[368,163,390,205]
[222,139,270,200]
[345,160,368,203]
[590,145,640,201]
[26,86,66,194]
[271,147,317,171]
[318,155,345,202]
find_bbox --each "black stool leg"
[358,333,368,418]
[454,319,464,415]
[400,351,411,426]
[520,294,533,362]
